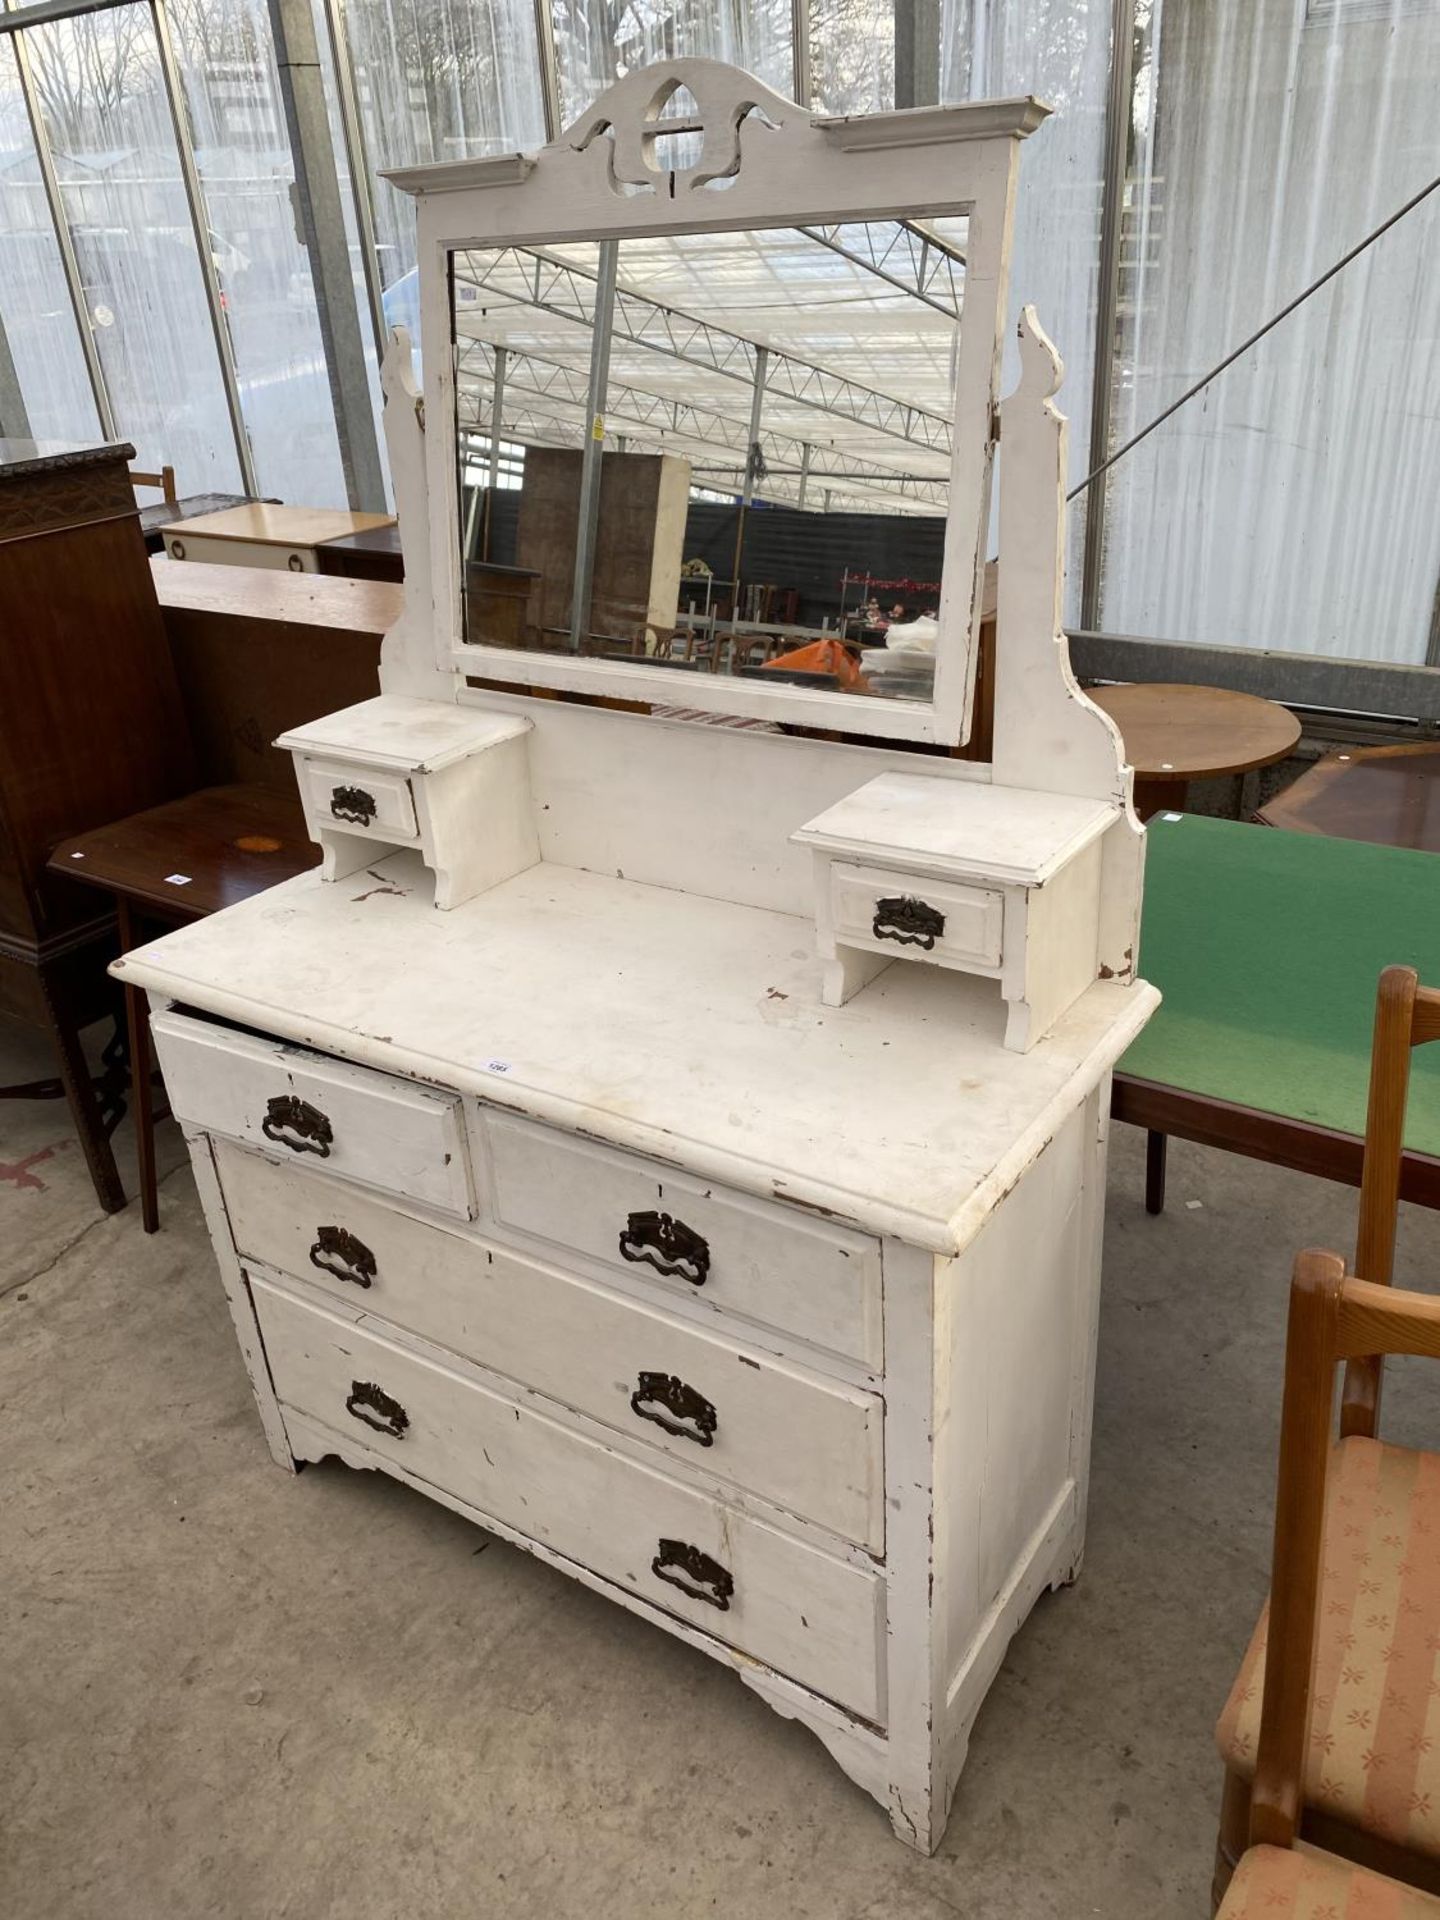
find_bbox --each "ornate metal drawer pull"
[619,1210,710,1286]
[262,1094,333,1157]
[651,1538,733,1611]
[873,895,946,951]
[330,784,377,827]
[309,1225,376,1289]
[345,1380,408,1440]
[630,1371,717,1447]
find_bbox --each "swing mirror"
[382,59,1048,744]
[449,219,964,711]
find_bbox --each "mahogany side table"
[1256,743,1440,852]
[49,786,317,1231]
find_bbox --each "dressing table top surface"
[119,856,1155,1254]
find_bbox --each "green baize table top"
[1121,812,1440,1154]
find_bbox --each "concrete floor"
[5,1020,1440,1920]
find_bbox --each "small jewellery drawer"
[253,1280,884,1720]
[299,757,418,839]
[217,1143,883,1548]
[830,861,1003,970]
[150,1011,471,1217]
[482,1112,883,1370]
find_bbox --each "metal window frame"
[5,26,116,439]
[150,0,259,495]
[1078,0,1134,633]
[268,0,387,507]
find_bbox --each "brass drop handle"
[630,1372,717,1447]
[872,895,946,951]
[651,1538,733,1611]
[262,1094,333,1157]
[309,1226,376,1289]
[619,1210,710,1286]
[330,784,377,826]
[346,1380,408,1440]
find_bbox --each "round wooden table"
[1088,682,1301,821]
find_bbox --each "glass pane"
[165,0,346,505]
[809,0,895,116]
[552,0,794,127]
[941,0,1113,623]
[23,6,241,489]
[0,41,100,441]
[340,0,548,313]
[1099,0,1440,662]
[451,220,965,706]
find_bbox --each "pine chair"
[1217,967,1440,1892]
[1215,1250,1440,1917]
[130,463,178,506]
[1216,1199,1440,1904]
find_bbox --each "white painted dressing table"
[117,61,1155,1852]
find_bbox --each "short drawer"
[151,1010,471,1217]
[831,860,1003,970]
[217,1142,883,1549]
[481,1112,882,1370]
[298,757,418,840]
[254,1279,883,1721]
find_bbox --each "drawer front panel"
[218,1144,883,1548]
[300,758,418,839]
[152,1011,470,1217]
[166,533,317,572]
[482,1113,882,1370]
[831,861,1003,970]
[253,1279,883,1720]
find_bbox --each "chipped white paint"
[117,60,1157,1854]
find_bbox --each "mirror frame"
[384,60,1049,747]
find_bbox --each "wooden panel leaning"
[1214,1247,1440,1906]
[1213,1250,1440,1920]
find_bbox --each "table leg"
[1131,776,1188,823]
[117,899,159,1234]
[1145,1129,1168,1215]
[36,968,127,1214]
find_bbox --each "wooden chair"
[131,464,178,506]
[1215,966,1440,1893]
[1214,1251,1440,1918]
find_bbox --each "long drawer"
[253,1279,884,1721]
[480,1111,883,1370]
[151,1010,471,1218]
[218,1143,883,1549]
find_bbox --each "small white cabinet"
[793,772,1119,1051]
[119,58,1153,1856]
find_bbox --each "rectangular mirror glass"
[450,217,966,709]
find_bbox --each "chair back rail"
[1344,966,1440,1436]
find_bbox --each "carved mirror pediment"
[382,60,1049,747]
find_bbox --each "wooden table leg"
[116,899,159,1234]
[36,966,127,1214]
[1131,776,1189,823]
[1145,1129,1168,1215]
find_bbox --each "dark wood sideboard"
[0,439,196,1208]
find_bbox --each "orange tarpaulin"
[760,638,869,691]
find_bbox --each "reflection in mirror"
[450,217,966,707]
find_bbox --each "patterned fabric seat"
[1218,1844,1440,1918]
[1217,1436,1440,1858]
